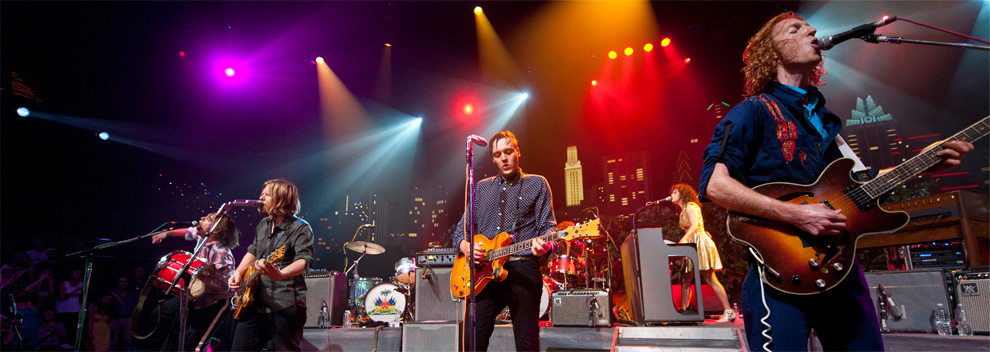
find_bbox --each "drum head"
[363,283,406,322]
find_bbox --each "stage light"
[16,107,30,117]
[464,104,473,115]
[608,51,618,59]
[591,80,597,86]
[315,57,325,64]
[415,117,423,124]
[643,43,654,52]
[474,6,482,14]
[684,58,691,63]
[98,132,109,140]
[624,47,634,56]
[881,15,889,21]
[179,51,186,57]
[661,38,671,47]
[519,93,529,100]
[224,68,235,77]
[385,43,391,47]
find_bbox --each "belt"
[508,255,538,262]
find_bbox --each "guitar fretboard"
[490,231,562,259]
[861,116,989,199]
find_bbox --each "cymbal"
[344,241,385,255]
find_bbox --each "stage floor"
[300,318,990,351]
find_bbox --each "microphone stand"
[65,221,180,352]
[861,34,989,50]
[463,137,478,352]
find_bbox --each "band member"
[698,12,973,351]
[669,184,734,323]
[452,131,557,351]
[229,179,314,352]
[148,212,238,351]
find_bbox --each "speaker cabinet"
[956,271,990,334]
[414,266,464,322]
[402,322,460,352]
[864,269,951,333]
[304,271,348,328]
[550,289,611,327]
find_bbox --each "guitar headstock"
[268,244,286,264]
[560,219,601,241]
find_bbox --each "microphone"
[645,196,672,206]
[231,199,262,207]
[819,16,897,50]
[468,135,488,146]
[168,220,199,227]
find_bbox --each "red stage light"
[643,43,654,52]
[684,58,691,63]
[661,38,671,47]
[608,51,617,59]
[591,80,598,86]
[179,51,186,57]
[624,47,633,56]
[464,104,473,115]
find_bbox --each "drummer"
[148,212,239,350]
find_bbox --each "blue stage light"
[16,107,30,117]
[98,132,109,140]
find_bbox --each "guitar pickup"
[822,200,834,210]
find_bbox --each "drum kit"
[341,228,612,326]
[343,240,416,326]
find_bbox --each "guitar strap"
[131,275,165,340]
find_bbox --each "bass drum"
[363,283,407,323]
[153,251,213,300]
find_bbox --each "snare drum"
[349,277,382,307]
[363,283,408,323]
[549,254,583,284]
[153,251,213,299]
[394,258,418,285]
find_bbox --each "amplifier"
[864,270,951,333]
[416,248,458,266]
[304,270,348,328]
[550,289,611,327]
[908,240,967,270]
[414,266,463,322]
[402,322,459,352]
[956,271,990,334]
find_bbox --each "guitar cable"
[748,247,774,352]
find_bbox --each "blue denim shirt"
[699,82,844,199]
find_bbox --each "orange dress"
[678,202,723,271]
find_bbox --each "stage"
[298,319,990,352]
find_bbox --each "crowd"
[1,237,144,351]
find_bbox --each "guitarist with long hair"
[144,211,239,351]
[452,130,557,352]
[228,179,313,352]
[698,12,974,351]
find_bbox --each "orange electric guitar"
[726,116,988,295]
[450,219,600,299]
[231,244,285,319]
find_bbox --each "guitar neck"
[490,231,563,260]
[861,116,989,199]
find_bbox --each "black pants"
[230,305,305,352]
[154,297,228,352]
[473,259,542,352]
